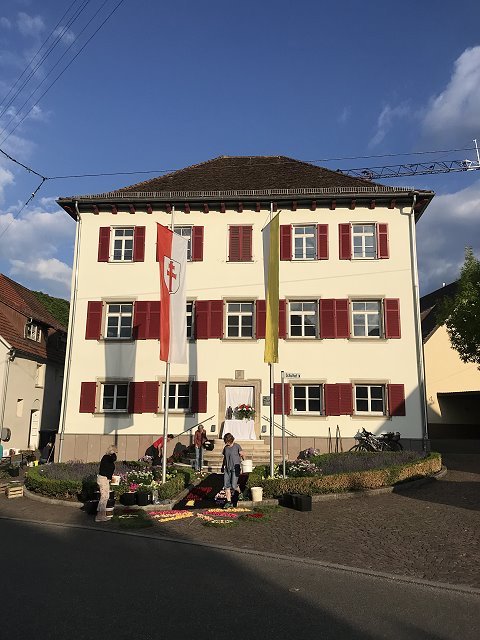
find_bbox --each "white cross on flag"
[157,223,188,363]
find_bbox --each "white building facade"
[57,156,434,462]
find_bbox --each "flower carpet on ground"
[144,507,257,527]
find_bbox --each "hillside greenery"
[33,290,70,327]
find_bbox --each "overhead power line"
[0,0,126,146]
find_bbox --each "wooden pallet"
[6,484,24,499]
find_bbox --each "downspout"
[408,194,429,451]
[0,348,15,434]
[57,201,82,462]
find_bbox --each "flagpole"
[269,362,275,477]
[161,206,175,485]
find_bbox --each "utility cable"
[0,178,46,243]
[0,0,82,112]
[0,0,126,146]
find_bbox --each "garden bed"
[24,461,195,502]
[245,451,442,499]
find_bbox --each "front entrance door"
[29,409,40,449]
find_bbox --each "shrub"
[245,453,441,498]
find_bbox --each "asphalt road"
[2,518,479,639]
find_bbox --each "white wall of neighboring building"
[60,202,424,449]
[425,324,480,424]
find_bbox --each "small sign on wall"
[235,370,244,380]
[262,396,270,406]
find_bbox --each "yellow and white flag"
[262,213,280,363]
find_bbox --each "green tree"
[438,247,480,367]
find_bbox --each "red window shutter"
[148,301,161,339]
[278,299,287,339]
[335,299,350,338]
[338,383,353,415]
[324,384,339,416]
[129,382,145,414]
[388,384,406,416]
[273,383,291,415]
[144,381,159,413]
[98,227,110,262]
[280,225,292,261]
[320,299,336,339]
[209,300,224,338]
[191,226,204,261]
[133,226,146,262]
[377,223,389,259]
[191,381,207,413]
[339,224,351,260]
[133,301,149,340]
[316,224,329,260]
[229,226,241,261]
[85,301,103,340]
[79,382,97,413]
[256,300,266,339]
[195,301,210,339]
[384,298,401,338]
[241,226,253,261]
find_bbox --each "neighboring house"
[56,155,434,462]
[0,274,68,451]
[421,282,480,445]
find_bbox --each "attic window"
[25,321,42,342]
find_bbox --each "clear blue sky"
[0,0,479,298]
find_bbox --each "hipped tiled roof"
[420,281,457,342]
[115,155,388,194]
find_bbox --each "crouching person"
[96,445,117,523]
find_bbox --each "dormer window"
[25,321,42,342]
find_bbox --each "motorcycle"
[350,428,402,452]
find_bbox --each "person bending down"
[221,433,245,509]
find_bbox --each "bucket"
[111,475,120,485]
[250,486,263,502]
[241,459,253,473]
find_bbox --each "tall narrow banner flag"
[157,224,188,363]
[262,214,280,363]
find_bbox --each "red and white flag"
[157,224,188,363]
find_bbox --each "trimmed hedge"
[25,464,195,502]
[246,452,442,498]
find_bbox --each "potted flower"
[120,482,138,506]
[233,404,255,420]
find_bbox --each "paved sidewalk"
[1,454,479,589]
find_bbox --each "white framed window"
[289,301,317,338]
[186,301,194,339]
[351,301,381,337]
[164,382,191,412]
[293,225,316,260]
[226,302,254,338]
[105,303,133,339]
[293,384,323,415]
[354,384,385,415]
[111,227,134,261]
[176,227,192,261]
[25,321,42,342]
[101,383,129,412]
[352,224,376,259]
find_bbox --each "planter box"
[292,494,312,512]
[120,492,137,506]
[280,493,295,509]
[136,492,150,507]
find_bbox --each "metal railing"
[173,415,216,439]
[261,415,297,438]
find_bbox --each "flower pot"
[8,466,20,477]
[241,459,253,473]
[292,494,312,512]
[84,500,98,515]
[120,492,137,506]
[136,491,150,507]
[250,486,263,502]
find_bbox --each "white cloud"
[17,12,44,37]
[53,26,75,46]
[10,257,72,296]
[422,46,480,145]
[0,202,74,297]
[0,166,15,202]
[417,179,480,294]
[337,106,351,125]
[369,103,411,147]
[0,17,12,29]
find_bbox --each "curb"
[1,514,479,597]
